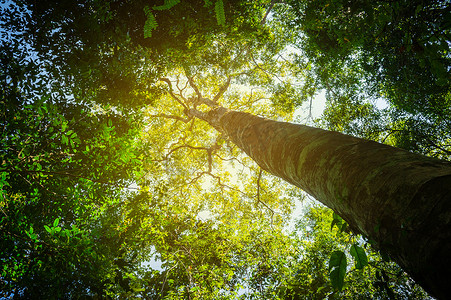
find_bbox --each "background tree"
[1,1,300,298]
[278,205,432,299]
[280,0,451,157]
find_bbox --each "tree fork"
[200,107,451,299]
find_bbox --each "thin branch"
[159,78,188,110]
[261,0,278,25]
[150,113,192,123]
[381,129,403,143]
[214,153,247,168]
[249,52,284,83]
[175,75,189,102]
[165,144,210,159]
[158,262,179,300]
[256,168,263,203]
[254,168,275,226]
[212,76,232,103]
[187,76,202,100]
[235,96,271,110]
[187,171,249,197]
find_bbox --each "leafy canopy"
[1,0,444,298]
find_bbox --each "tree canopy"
[1,0,449,299]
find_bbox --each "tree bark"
[201,107,451,299]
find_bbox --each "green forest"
[1,0,450,299]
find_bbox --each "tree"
[2,0,449,298]
[176,78,451,299]
[1,1,299,298]
[0,43,159,297]
[283,0,450,113]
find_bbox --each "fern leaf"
[143,7,157,38]
[143,5,151,16]
[153,0,180,11]
[215,0,225,25]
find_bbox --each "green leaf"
[380,250,390,262]
[350,244,368,269]
[331,219,341,231]
[62,135,68,145]
[143,7,158,38]
[331,212,345,231]
[153,0,180,11]
[340,222,348,232]
[215,0,225,25]
[53,218,60,227]
[44,225,52,233]
[329,250,347,291]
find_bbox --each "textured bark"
[204,108,451,299]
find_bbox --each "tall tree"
[180,84,451,299]
[2,0,449,298]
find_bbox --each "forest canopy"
[1,0,449,299]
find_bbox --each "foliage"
[318,94,451,159]
[0,0,301,298]
[280,0,451,157]
[143,6,158,38]
[284,0,450,107]
[0,81,151,298]
[328,250,347,291]
[1,0,448,298]
[214,0,226,25]
[143,0,225,38]
[278,205,432,299]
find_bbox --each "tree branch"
[159,77,188,110]
[150,113,192,123]
[212,76,232,103]
[187,76,202,100]
[261,0,278,25]
[254,168,275,225]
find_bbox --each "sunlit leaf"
[350,243,368,269]
[329,250,347,291]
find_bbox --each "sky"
[296,90,327,123]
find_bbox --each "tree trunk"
[202,107,451,299]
